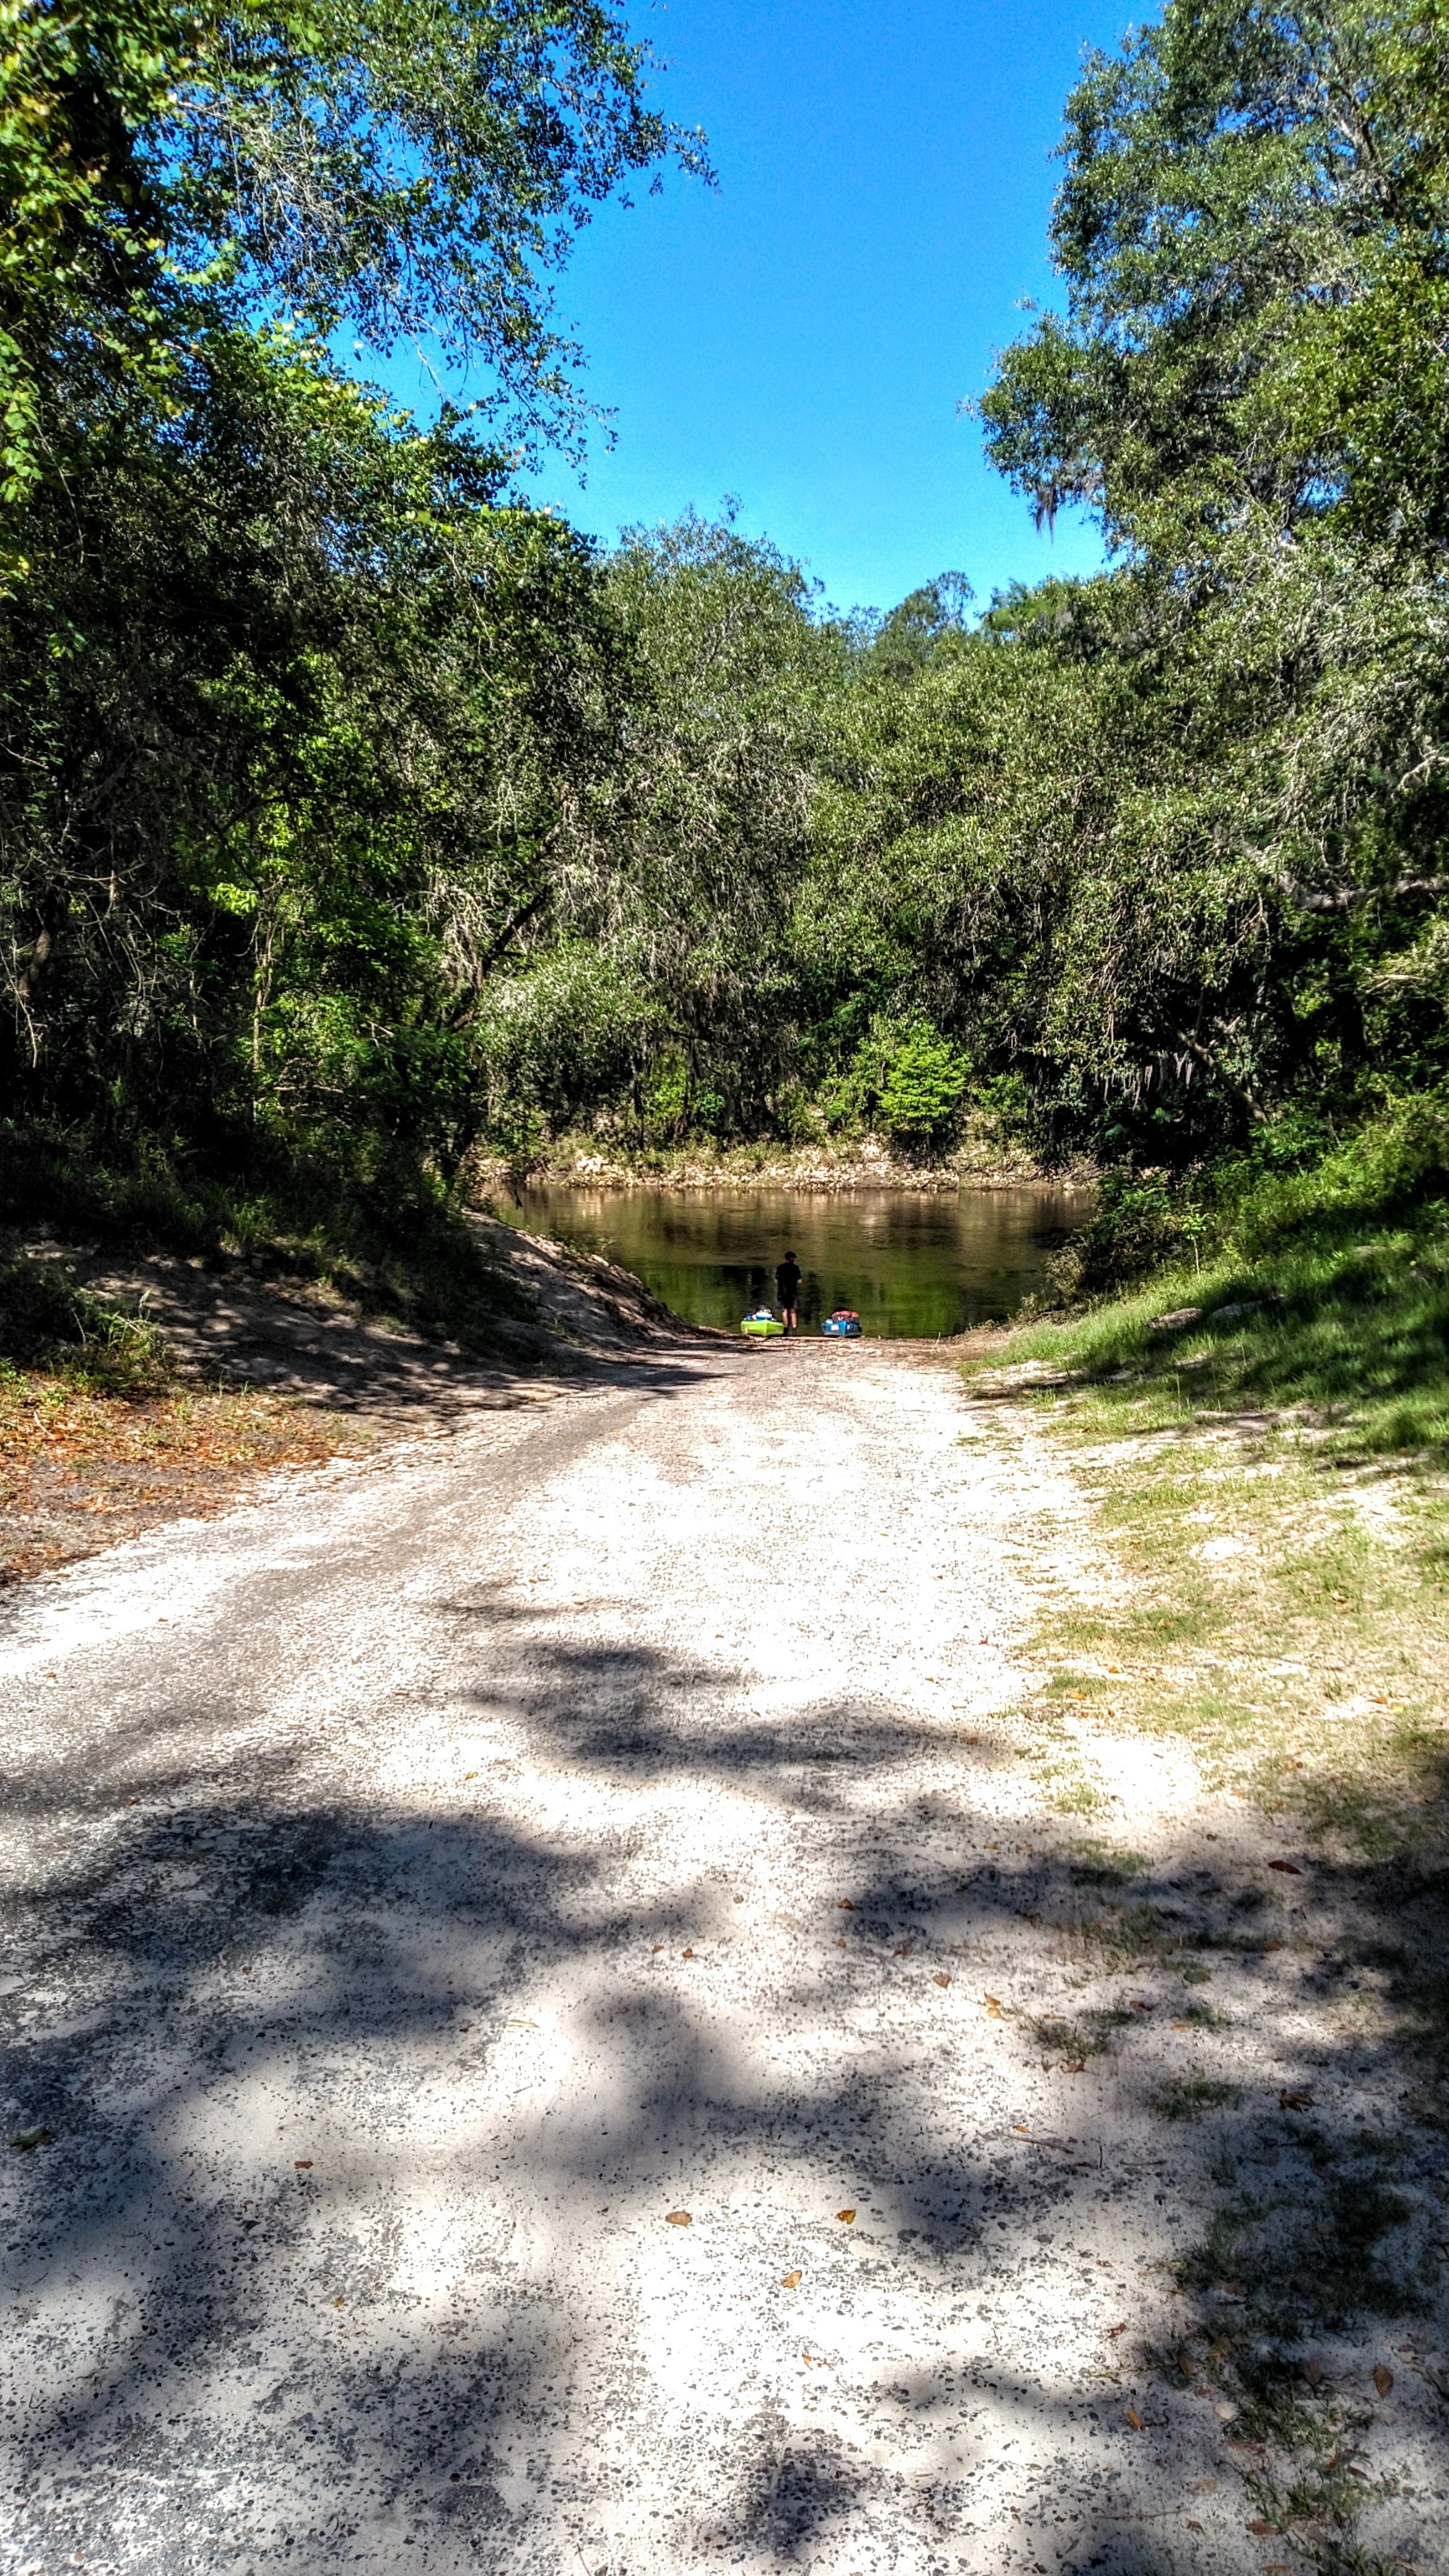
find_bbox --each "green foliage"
[0,0,706,521]
[980,0,1449,555]
[8,0,1449,1254]
[0,1118,537,1350]
[876,1022,972,1154]
[0,1258,170,1393]
[1000,1096,1449,1459]
[859,572,973,680]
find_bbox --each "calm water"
[498,1182,1089,1340]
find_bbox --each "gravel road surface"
[1,1345,1442,2575]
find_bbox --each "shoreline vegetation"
[10,0,1449,1417]
[477,1125,1089,1196]
[0,1207,711,1588]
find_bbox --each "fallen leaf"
[1247,2521,1281,2536]
[1128,1998,1151,2012]
[1125,2406,1144,2430]
[7,2125,52,2152]
[985,1995,1004,2017]
[1171,2021,1191,2031]
[1373,2363,1393,2397]
[1011,2123,1030,2135]
[835,2208,856,2224]
[1186,2520,1204,2533]
[780,2270,801,2289]
[665,2209,692,2227]
[464,1772,477,1780]
[681,1947,695,1959]
[651,1944,663,1954]
[834,1938,846,1949]
[1261,1939,1284,1952]
[294,2159,313,2171]
[332,2295,344,2307]
[1064,2057,1086,2073]
[1107,2323,1127,2338]
[932,1972,952,1989]
[1268,1860,1302,1875]
[1280,2087,1316,2110]
[892,1944,912,1957]
[837,1899,855,1911]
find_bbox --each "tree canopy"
[6,0,1449,1227]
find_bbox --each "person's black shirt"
[775,1259,802,1305]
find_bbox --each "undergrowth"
[1,1120,536,1356]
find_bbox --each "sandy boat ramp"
[1,1343,1442,2575]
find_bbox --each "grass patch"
[1178,2156,1429,2336]
[1066,1842,1147,1885]
[964,1290,1449,1849]
[961,1108,1449,1852]
[1069,1904,1167,1970]
[1152,2073,1242,2120]
[1021,2014,1112,2063]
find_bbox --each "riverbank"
[0,1217,721,1586]
[473,1129,1093,1195]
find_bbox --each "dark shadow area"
[3,1614,1447,2574]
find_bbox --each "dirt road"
[1,1345,1441,2574]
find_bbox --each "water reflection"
[498,1182,1089,1339]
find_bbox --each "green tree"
[1,0,708,516]
[979,0,1449,554]
[877,1022,972,1154]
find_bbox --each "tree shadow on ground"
[3,1615,1447,2574]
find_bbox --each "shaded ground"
[1,1345,1445,2575]
[0,1219,720,1585]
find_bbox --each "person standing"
[775,1248,802,1336]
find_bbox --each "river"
[497,1180,1089,1339]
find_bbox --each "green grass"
[0,1259,173,1396]
[1019,1100,1449,1461]
[963,1136,1449,1845]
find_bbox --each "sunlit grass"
[964,1201,1449,1852]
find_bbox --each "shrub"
[877,1022,972,1154]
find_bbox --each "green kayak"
[741,1312,785,1338]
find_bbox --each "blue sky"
[393,0,1136,617]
